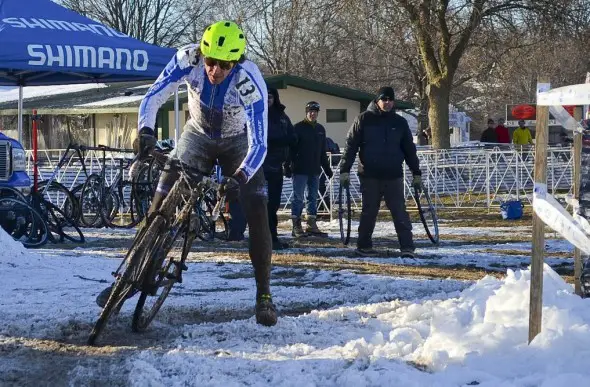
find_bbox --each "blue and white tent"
[0,0,176,140]
[0,0,175,85]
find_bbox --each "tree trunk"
[428,83,451,149]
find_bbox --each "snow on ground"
[1,221,589,386]
[127,266,590,387]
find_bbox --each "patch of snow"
[75,95,145,107]
[128,264,590,386]
[0,84,108,104]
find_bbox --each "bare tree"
[59,0,212,47]
[390,0,567,148]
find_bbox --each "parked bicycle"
[79,145,138,228]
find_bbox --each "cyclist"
[96,20,276,327]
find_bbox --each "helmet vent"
[239,34,244,39]
[218,36,225,46]
[224,22,231,27]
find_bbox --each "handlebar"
[147,149,220,191]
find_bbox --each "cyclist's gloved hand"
[283,164,292,178]
[133,127,157,157]
[325,167,334,179]
[340,172,350,188]
[219,170,247,202]
[412,173,422,193]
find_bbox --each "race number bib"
[235,73,261,105]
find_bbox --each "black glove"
[133,127,157,157]
[412,174,422,193]
[325,168,333,179]
[283,164,293,178]
[219,170,247,202]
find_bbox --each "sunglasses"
[379,96,394,102]
[203,57,234,70]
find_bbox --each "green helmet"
[200,21,246,62]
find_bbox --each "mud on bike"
[87,152,226,345]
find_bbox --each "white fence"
[25,145,574,219]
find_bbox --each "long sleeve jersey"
[138,44,268,181]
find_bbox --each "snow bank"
[0,227,31,260]
[128,264,590,386]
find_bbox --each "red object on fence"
[563,105,576,116]
[511,104,536,120]
[32,109,38,192]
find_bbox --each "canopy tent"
[0,0,176,141]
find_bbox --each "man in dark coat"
[339,86,421,258]
[288,101,333,237]
[481,119,498,143]
[263,88,295,250]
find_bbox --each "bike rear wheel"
[80,174,104,227]
[39,196,85,244]
[0,197,49,248]
[414,186,439,244]
[338,184,352,245]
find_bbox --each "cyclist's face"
[204,57,234,84]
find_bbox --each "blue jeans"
[291,174,319,217]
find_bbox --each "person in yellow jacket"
[512,120,533,145]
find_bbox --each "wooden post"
[530,78,550,344]
[574,106,583,296]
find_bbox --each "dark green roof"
[0,74,414,114]
[264,74,414,110]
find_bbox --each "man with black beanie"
[263,88,295,250]
[339,86,421,257]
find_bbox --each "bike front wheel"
[87,216,165,345]
[132,217,192,332]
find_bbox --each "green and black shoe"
[255,294,277,327]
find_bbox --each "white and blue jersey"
[138,44,268,182]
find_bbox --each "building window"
[326,109,347,123]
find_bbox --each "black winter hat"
[305,101,320,112]
[376,86,395,101]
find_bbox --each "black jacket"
[325,137,341,166]
[263,88,295,173]
[340,101,421,179]
[480,128,498,143]
[290,119,333,177]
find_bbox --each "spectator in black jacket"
[480,119,498,143]
[264,88,295,250]
[288,101,333,237]
[339,86,421,258]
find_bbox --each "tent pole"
[17,86,23,144]
[174,88,180,145]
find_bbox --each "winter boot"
[272,239,289,251]
[291,216,306,238]
[255,294,278,326]
[305,215,328,237]
[355,247,379,257]
[400,248,417,259]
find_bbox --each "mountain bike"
[87,151,226,345]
